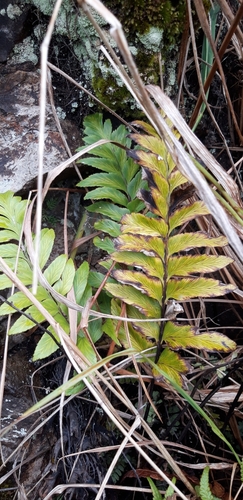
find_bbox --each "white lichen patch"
[7,3,22,19]
[56,106,66,120]
[138,26,163,52]
[0,9,6,16]
[129,45,138,56]
[10,36,38,65]
[30,0,55,16]
[164,48,179,97]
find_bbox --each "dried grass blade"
[35,0,64,294]
[146,85,240,199]
[190,0,243,135]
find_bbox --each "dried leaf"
[123,469,163,480]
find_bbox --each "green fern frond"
[198,466,220,500]
[240,459,243,482]
[147,476,177,500]
[76,113,145,235]
[0,193,102,361]
[147,477,163,500]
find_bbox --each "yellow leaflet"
[129,328,154,351]
[113,269,162,302]
[168,255,233,278]
[127,305,159,340]
[116,234,165,259]
[168,232,228,256]
[166,277,235,300]
[169,170,188,192]
[163,321,236,351]
[121,213,167,237]
[150,187,169,219]
[129,133,168,158]
[153,348,189,387]
[169,201,210,233]
[132,149,168,178]
[150,170,170,198]
[105,283,161,318]
[111,251,163,279]
[131,120,159,136]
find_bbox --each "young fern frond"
[76,113,146,244]
[196,466,220,500]
[147,476,177,500]
[105,122,236,385]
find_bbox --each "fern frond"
[199,467,219,500]
[105,123,236,384]
[77,113,145,234]
[147,477,163,500]
[0,193,103,361]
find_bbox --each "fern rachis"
[104,121,236,385]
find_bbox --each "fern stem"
[155,242,168,364]
[155,177,170,363]
[70,210,88,261]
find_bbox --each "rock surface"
[0,65,81,193]
[0,0,30,63]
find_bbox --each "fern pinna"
[104,121,236,385]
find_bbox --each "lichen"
[91,40,168,117]
[56,106,66,120]
[25,0,188,117]
[138,27,163,52]
[10,36,38,65]
[31,0,106,40]
[164,50,178,96]
[92,52,160,118]
[6,3,22,19]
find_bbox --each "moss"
[92,66,144,118]
[104,0,186,42]
[135,51,161,84]
[92,48,162,118]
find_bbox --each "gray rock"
[0,66,81,193]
